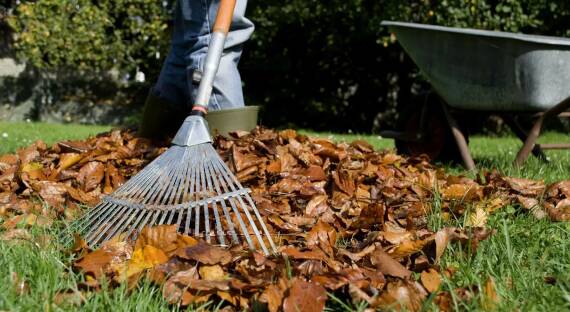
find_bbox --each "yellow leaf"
[466,207,488,227]
[21,162,43,173]
[442,184,481,201]
[58,153,83,171]
[122,245,168,279]
[199,265,225,281]
[475,197,506,214]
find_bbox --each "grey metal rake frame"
[76,143,277,255]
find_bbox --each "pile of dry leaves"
[1,127,569,311]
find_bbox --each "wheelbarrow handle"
[191,0,236,115]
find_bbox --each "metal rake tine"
[201,153,225,245]
[210,156,255,249]
[84,204,124,242]
[167,209,177,225]
[211,145,247,189]
[243,193,277,253]
[194,205,200,238]
[114,154,167,197]
[144,148,187,205]
[75,202,109,234]
[164,149,190,205]
[183,147,200,235]
[198,146,211,243]
[233,193,270,255]
[132,210,160,241]
[227,197,255,250]
[98,207,139,244]
[123,209,150,240]
[110,161,158,197]
[172,147,196,204]
[194,146,207,238]
[208,148,268,252]
[116,164,163,201]
[86,205,129,245]
[140,150,181,204]
[123,148,178,202]
[203,157,235,245]
[182,205,191,235]
[148,209,162,229]
[157,210,170,225]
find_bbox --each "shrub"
[5,0,570,130]
[7,0,170,78]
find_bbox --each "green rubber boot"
[138,90,189,141]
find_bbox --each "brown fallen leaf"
[162,267,200,303]
[260,283,285,312]
[370,249,411,279]
[350,202,385,229]
[77,161,105,192]
[135,225,193,255]
[53,290,86,307]
[503,177,545,196]
[332,170,355,196]
[283,278,327,312]
[75,241,132,280]
[0,228,31,241]
[482,277,500,310]
[420,269,441,293]
[548,198,570,221]
[305,220,337,256]
[176,241,232,265]
[374,280,427,312]
[31,181,68,208]
[305,194,329,217]
[546,180,570,198]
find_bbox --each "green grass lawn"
[1,122,570,311]
[0,122,111,155]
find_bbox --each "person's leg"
[139,1,192,140]
[140,0,253,139]
[184,0,253,110]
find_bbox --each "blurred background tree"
[7,0,170,79]
[3,0,570,130]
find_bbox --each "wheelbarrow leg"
[440,103,476,171]
[502,115,548,162]
[514,96,570,167]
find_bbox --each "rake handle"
[214,0,236,34]
[191,0,237,115]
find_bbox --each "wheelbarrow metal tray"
[382,21,570,111]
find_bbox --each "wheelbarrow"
[380,21,570,170]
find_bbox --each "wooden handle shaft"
[213,0,236,34]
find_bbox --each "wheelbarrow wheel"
[395,94,468,163]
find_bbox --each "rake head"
[77,116,277,255]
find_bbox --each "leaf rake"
[76,0,276,255]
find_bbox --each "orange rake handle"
[214,0,236,34]
[191,0,237,115]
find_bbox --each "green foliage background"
[4,0,570,130]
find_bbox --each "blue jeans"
[153,0,253,110]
